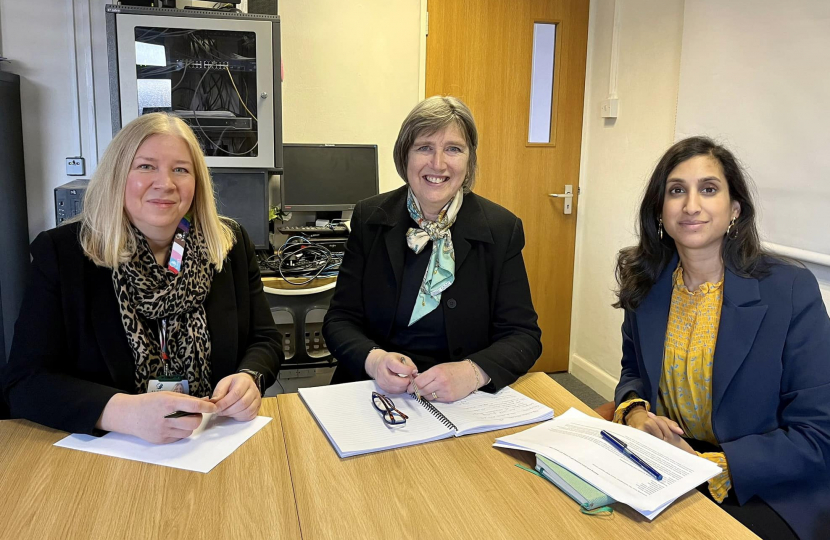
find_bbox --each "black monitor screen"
[211,170,270,250]
[281,144,379,211]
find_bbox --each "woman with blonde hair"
[2,113,281,443]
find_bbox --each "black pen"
[164,411,199,419]
[600,430,663,481]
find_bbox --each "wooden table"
[0,399,300,540]
[278,373,759,540]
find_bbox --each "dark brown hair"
[614,136,770,311]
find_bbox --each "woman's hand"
[365,349,416,394]
[97,392,217,444]
[626,409,695,454]
[411,361,480,402]
[212,373,261,421]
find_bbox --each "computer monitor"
[211,169,270,250]
[280,144,380,212]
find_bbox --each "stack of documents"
[495,408,722,519]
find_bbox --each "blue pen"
[600,430,663,481]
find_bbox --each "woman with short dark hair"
[613,137,830,540]
[323,96,542,402]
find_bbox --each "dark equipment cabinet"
[0,72,30,365]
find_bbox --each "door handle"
[548,185,573,214]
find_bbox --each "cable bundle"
[259,236,343,286]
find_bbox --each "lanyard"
[160,318,170,377]
[168,214,191,274]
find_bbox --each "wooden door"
[426,0,589,372]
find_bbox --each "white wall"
[674,0,830,307]
[278,0,422,194]
[0,0,83,240]
[675,0,830,257]
[568,0,685,400]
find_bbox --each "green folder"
[535,454,615,511]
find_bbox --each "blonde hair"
[393,95,479,193]
[79,113,235,270]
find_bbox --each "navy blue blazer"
[615,256,830,540]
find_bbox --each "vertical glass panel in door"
[134,26,259,157]
[528,23,556,144]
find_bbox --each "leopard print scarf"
[112,225,216,397]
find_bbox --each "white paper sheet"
[438,387,554,435]
[54,415,272,473]
[494,408,721,514]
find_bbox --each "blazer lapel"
[384,221,407,291]
[366,187,409,337]
[634,257,676,406]
[450,192,494,272]
[712,268,767,415]
[88,265,135,391]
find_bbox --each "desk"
[278,373,759,540]
[262,276,337,296]
[0,399,300,540]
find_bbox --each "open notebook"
[299,379,553,458]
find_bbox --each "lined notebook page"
[433,387,554,436]
[299,380,454,457]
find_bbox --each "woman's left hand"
[646,411,696,455]
[411,361,478,402]
[212,373,261,421]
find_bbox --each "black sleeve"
[1,232,119,434]
[466,218,542,390]
[235,226,282,389]
[322,202,380,380]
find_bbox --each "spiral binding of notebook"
[411,394,458,431]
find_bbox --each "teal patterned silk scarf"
[405,187,464,325]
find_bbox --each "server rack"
[105,5,283,170]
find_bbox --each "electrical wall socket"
[601,98,619,118]
[66,157,85,176]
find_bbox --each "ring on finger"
[432,391,438,400]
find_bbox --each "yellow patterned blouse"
[614,265,732,502]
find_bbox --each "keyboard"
[277,225,349,237]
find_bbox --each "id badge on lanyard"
[148,215,191,393]
[167,215,190,274]
[146,316,190,394]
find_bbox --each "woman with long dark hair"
[613,137,830,540]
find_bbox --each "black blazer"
[322,186,542,390]
[1,221,282,435]
[615,255,830,540]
